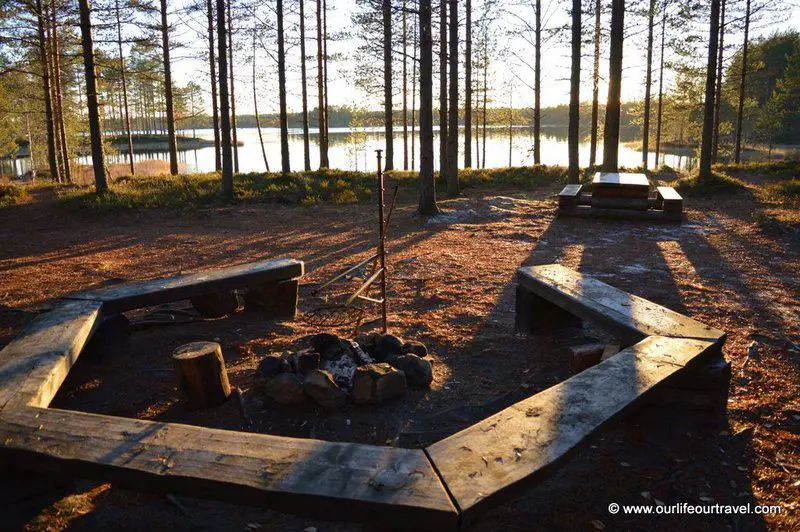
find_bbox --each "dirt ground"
[0,181,797,531]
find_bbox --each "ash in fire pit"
[253,332,433,409]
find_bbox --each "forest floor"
[0,175,797,531]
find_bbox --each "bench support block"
[515,285,582,332]
[246,278,300,319]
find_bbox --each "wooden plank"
[426,336,718,524]
[657,186,683,202]
[0,301,103,411]
[590,196,650,211]
[592,172,650,188]
[0,407,458,530]
[557,205,681,222]
[67,259,304,314]
[558,184,582,208]
[516,264,725,344]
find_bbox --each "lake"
[77,125,698,176]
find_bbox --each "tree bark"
[446,0,458,196]
[207,0,221,172]
[217,0,233,197]
[712,0,726,162]
[299,0,311,171]
[534,0,541,165]
[77,0,108,192]
[438,0,447,181]
[43,0,63,182]
[172,342,231,410]
[482,45,487,168]
[654,0,666,167]
[51,0,71,183]
[323,0,329,147]
[589,0,601,168]
[253,17,270,172]
[601,0,624,172]
[418,0,439,215]
[699,0,720,181]
[382,0,394,171]
[277,0,290,174]
[411,14,418,170]
[568,0,581,183]
[160,0,179,176]
[734,0,749,163]
[316,0,329,168]
[36,0,59,183]
[227,0,239,173]
[464,0,472,168]
[116,0,135,175]
[403,1,409,170]
[641,0,655,169]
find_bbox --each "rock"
[255,353,289,380]
[356,332,382,352]
[291,349,320,375]
[374,334,404,361]
[348,340,374,365]
[387,354,433,386]
[402,341,429,357]
[321,354,358,389]
[263,373,305,406]
[570,344,605,373]
[309,333,340,356]
[304,369,347,409]
[351,363,406,404]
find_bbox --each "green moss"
[675,170,748,196]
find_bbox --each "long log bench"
[0,261,727,529]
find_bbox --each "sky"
[163,0,800,116]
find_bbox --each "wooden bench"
[67,258,304,317]
[425,264,728,525]
[656,186,683,213]
[558,184,582,208]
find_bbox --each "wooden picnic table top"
[592,172,650,188]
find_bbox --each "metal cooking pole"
[376,150,388,333]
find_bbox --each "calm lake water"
[79,125,698,175]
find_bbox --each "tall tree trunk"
[316,0,328,168]
[277,0,290,173]
[642,0,655,169]
[699,0,720,180]
[299,0,311,171]
[446,0,458,196]
[734,0,749,163]
[482,48,487,168]
[382,0,394,171]
[568,0,581,183]
[464,0,472,167]
[712,0,726,162]
[589,0,601,168]
[418,0,439,214]
[508,89,513,167]
[253,19,269,172]
[438,0,447,180]
[36,0,59,183]
[654,0,666,167]
[217,0,233,197]
[44,1,63,181]
[116,0,135,175]
[227,0,239,173]
[411,14,418,170]
[402,1,408,170]
[51,0,71,182]
[323,0,329,146]
[534,0,541,164]
[160,0,179,175]
[77,0,108,192]
[601,0,624,172]
[206,0,221,172]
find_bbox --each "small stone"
[374,334,404,361]
[402,341,429,357]
[292,349,320,375]
[256,353,288,380]
[304,369,347,409]
[387,354,433,386]
[310,333,340,357]
[263,373,305,405]
[351,363,406,404]
[356,332,382,351]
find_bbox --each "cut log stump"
[245,279,299,319]
[172,342,232,410]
